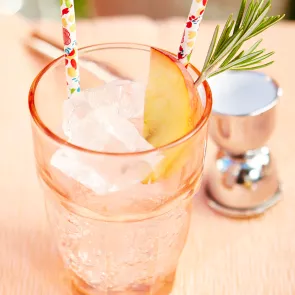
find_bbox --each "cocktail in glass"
[28,43,212,295]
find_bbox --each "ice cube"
[51,148,109,195]
[68,104,154,153]
[69,109,111,151]
[50,80,163,195]
[63,90,92,139]
[86,80,145,119]
[50,144,160,195]
[63,80,145,139]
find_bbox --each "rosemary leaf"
[215,20,235,55]
[250,1,266,24]
[226,50,266,68]
[243,0,256,29]
[232,51,274,67]
[245,39,263,55]
[234,0,247,33]
[203,25,220,71]
[208,28,244,68]
[231,61,274,71]
[220,43,244,68]
[215,14,234,52]
[232,50,245,60]
[241,2,271,40]
[247,14,285,39]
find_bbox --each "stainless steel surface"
[209,108,277,155]
[207,186,281,218]
[206,147,281,217]
[209,74,281,155]
[206,72,282,218]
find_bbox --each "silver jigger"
[205,71,282,218]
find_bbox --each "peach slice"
[143,47,202,183]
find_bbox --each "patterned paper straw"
[60,0,80,97]
[178,0,208,66]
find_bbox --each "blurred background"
[16,0,295,20]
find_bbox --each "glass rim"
[28,42,212,157]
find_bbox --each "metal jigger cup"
[205,71,282,218]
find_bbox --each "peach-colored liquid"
[41,169,198,295]
[38,117,204,295]
[36,79,205,295]
[71,270,176,295]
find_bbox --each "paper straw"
[60,0,80,97]
[178,0,208,66]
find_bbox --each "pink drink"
[29,44,212,295]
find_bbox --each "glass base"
[69,271,175,295]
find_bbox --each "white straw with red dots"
[60,0,80,97]
[178,0,208,66]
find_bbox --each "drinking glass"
[28,43,212,295]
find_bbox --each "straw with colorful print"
[178,0,208,66]
[60,0,80,97]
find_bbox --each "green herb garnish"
[196,0,285,85]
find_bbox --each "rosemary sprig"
[196,0,285,86]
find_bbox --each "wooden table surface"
[0,14,295,295]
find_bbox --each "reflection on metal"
[206,71,282,218]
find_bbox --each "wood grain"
[1,15,295,295]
